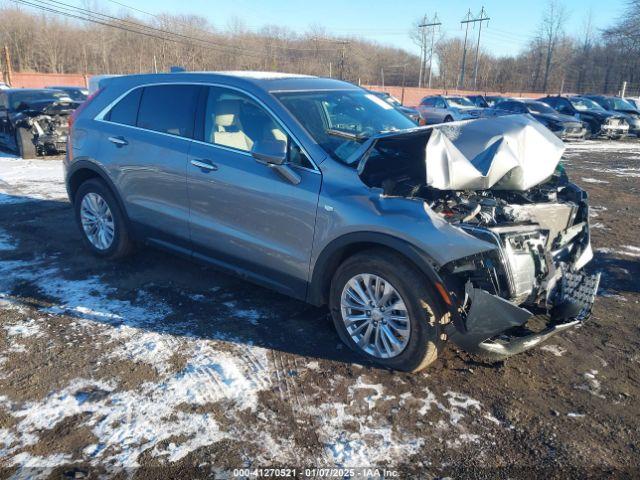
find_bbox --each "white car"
[0,82,9,90]
[417,95,485,124]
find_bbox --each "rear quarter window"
[136,85,201,138]
[106,88,142,126]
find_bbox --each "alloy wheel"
[80,192,115,250]
[340,273,411,359]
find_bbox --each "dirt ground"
[0,139,638,479]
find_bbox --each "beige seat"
[211,100,254,152]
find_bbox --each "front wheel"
[16,127,36,159]
[443,116,453,123]
[329,249,446,372]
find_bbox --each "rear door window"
[106,88,142,126]
[136,85,201,138]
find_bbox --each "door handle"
[191,159,218,171]
[108,136,128,146]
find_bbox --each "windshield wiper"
[325,129,369,141]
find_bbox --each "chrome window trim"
[94,81,320,174]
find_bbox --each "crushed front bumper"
[446,270,600,360]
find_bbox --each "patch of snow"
[567,412,585,418]
[577,369,605,399]
[4,318,43,338]
[581,177,609,184]
[0,157,66,204]
[540,344,566,357]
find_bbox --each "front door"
[187,86,321,299]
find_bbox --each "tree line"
[0,0,638,96]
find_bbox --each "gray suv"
[65,72,599,372]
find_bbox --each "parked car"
[46,85,89,103]
[624,97,640,110]
[583,95,640,137]
[0,82,9,90]
[496,99,587,140]
[0,88,75,157]
[367,90,424,125]
[466,94,490,108]
[484,95,510,107]
[538,95,629,139]
[64,72,599,372]
[417,95,484,124]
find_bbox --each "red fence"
[3,72,542,104]
[364,85,541,107]
[7,72,88,88]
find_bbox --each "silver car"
[417,95,484,124]
[64,72,599,372]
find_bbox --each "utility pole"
[2,45,12,86]
[329,62,332,78]
[335,40,349,80]
[621,80,627,97]
[419,14,441,89]
[472,6,490,90]
[381,67,384,88]
[418,14,427,88]
[458,9,473,90]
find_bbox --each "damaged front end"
[435,180,600,360]
[13,102,73,154]
[357,116,600,360]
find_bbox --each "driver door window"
[202,87,312,169]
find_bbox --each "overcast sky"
[100,0,627,57]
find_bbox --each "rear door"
[187,86,321,298]
[97,84,201,249]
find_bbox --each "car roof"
[46,85,85,89]
[102,71,359,93]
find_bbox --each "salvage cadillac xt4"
[64,72,600,372]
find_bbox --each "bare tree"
[538,0,569,93]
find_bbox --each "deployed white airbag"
[425,115,565,191]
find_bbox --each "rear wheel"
[16,127,36,159]
[74,179,134,259]
[443,116,453,123]
[329,249,446,372]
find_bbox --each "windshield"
[611,97,636,110]
[446,96,475,108]
[570,97,604,111]
[9,91,71,110]
[526,101,556,115]
[275,90,416,163]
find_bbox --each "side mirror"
[251,140,287,166]
[251,139,300,185]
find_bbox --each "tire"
[443,116,453,123]
[329,249,446,372]
[16,127,36,159]
[74,178,134,259]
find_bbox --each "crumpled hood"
[425,115,565,190]
[357,114,566,192]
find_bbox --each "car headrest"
[215,100,241,128]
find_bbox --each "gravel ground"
[0,139,638,479]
